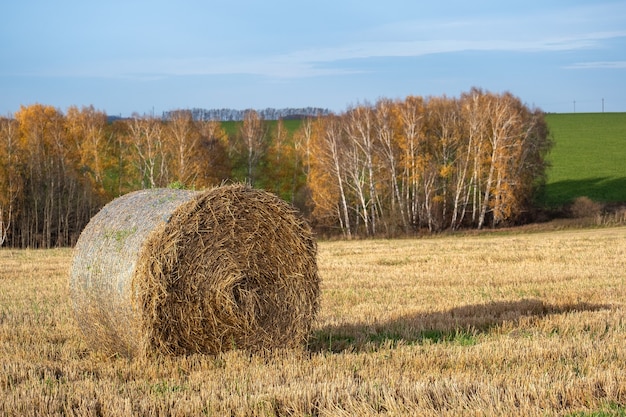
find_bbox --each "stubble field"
[1,226,625,416]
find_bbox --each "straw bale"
[69,184,319,357]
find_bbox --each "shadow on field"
[308,299,611,353]
[540,176,626,207]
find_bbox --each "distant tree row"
[162,107,332,122]
[0,89,552,247]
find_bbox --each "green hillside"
[540,113,626,207]
[221,119,303,137]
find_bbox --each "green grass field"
[221,119,302,138]
[539,113,626,207]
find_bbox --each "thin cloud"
[565,61,626,70]
[188,29,626,75]
[10,31,619,81]
[105,30,626,80]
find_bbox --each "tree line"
[0,88,552,247]
[162,107,332,122]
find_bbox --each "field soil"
[1,226,625,416]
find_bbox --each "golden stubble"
[317,228,625,323]
[1,227,625,416]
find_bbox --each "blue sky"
[2,0,625,116]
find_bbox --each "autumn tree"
[291,117,315,212]
[343,104,381,236]
[396,95,427,230]
[235,110,267,186]
[0,117,23,246]
[308,115,352,237]
[372,98,406,234]
[164,109,201,187]
[424,96,464,230]
[294,117,314,178]
[127,114,168,189]
[16,104,64,247]
[11,104,101,247]
[193,119,231,188]
[65,105,110,197]
[477,91,551,227]
[264,119,307,203]
[105,118,135,196]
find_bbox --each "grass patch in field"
[566,402,626,417]
[149,381,187,395]
[376,256,412,266]
[310,327,478,352]
[541,113,626,207]
[417,329,478,346]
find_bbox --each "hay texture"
[69,184,319,357]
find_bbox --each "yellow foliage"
[439,163,454,178]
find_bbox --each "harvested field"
[1,226,625,416]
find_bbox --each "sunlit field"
[1,227,625,416]
[540,112,626,207]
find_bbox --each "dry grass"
[1,226,625,416]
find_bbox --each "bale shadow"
[308,299,611,353]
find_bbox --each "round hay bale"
[69,184,319,357]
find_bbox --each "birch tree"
[239,110,267,186]
[425,96,464,230]
[13,104,98,247]
[374,98,407,233]
[127,114,167,189]
[344,105,379,235]
[308,115,352,238]
[292,117,314,207]
[165,109,200,187]
[65,105,109,196]
[396,96,426,230]
[0,117,22,246]
[194,119,231,188]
